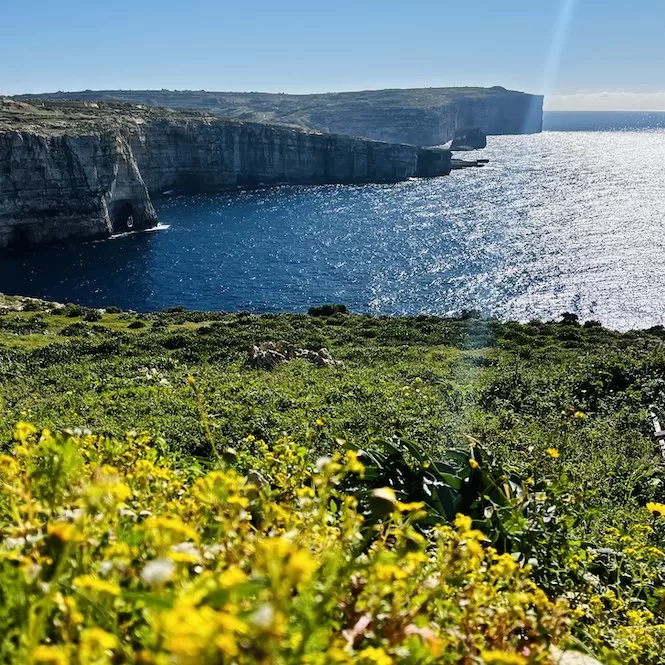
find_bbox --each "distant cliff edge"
[15,87,544,147]
[0,99,450,250]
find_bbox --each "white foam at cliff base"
[105,224,171,241]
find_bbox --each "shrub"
[308,304,349,317]
[127,320,146,329]
[105,305,123,314]
[60,322,89,337]
[460,308,482,320]
[21,300,42,312]
[63,303,83,318]
[82,308,103,322]
[561,312,580,326]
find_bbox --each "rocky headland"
[0,99,451,250]
[16,86,544,146]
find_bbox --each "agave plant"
[344,436,525,544]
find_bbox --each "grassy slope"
[0,305,663,538]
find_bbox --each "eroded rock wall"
[128,119,426,194]
[0,130,156,249]
[0,102,451,250]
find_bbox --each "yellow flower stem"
[25,540,73,664]
[188,378,223,466]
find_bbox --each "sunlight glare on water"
[1,122,664,330]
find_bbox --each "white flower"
[251,604,274,629]
[2,536,26,550]
[140,559,175,586]
[171,542,201,562]
[99,561,114,576]
[315,456,332,472]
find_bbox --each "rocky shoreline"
[0,99,451,251]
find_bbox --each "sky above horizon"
[2,0,664,110]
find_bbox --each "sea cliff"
[0,100,450,250]
[17,86,544,146]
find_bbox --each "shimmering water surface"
[2,112,664,329]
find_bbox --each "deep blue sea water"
[1,111,664,329]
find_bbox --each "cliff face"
[0,130,156,250]
[128,118,430,194]
[16,87,544,146]
[0,100,450,250]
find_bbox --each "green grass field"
[1,302,665,662]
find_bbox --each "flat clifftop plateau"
[15,86,544,146]
[0,99,450,250]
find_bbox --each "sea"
[1,111,664,330]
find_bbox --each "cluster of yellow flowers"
[0,422,576,664]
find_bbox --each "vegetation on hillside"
[1,302,665,663]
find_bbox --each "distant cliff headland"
[16,86,544,146]
[1,87,543,250]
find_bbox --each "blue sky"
[2,0,664,109]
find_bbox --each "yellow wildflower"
[80,627,117,657]
[469,458,480,470]
[454,513,473,532]
[646,502,665,517]
[358,646,393,665]
[345,450,365,476]
[316,418,326,427]
[574,411,586,419]
[14,421,37,442]
[31,645,68,665]
[73,575,120,596]
[214,633,239,656]
[144,516,198,542]
[47,522,78,543]
[481,651,528,665]
[396,500,425,512]
[219,566,247,589]
[0,455,19,477]
[546,447,560,459]
[375,563,409,581]
[287,549,318,584]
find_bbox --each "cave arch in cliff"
[109,199,136,233]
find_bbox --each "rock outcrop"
[450,127,488,151]
[16,86,544,146]
[248,342,344,370]
[0,100,451,250]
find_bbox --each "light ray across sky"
[541,0,578,97]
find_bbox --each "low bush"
[308,304,349,317]
[82,308,103,322]
[63,303,83,318]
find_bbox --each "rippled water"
[2,114,664,329]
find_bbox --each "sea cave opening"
[109,199,136,233]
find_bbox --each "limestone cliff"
[17,87,544,146]
[0,100,451,250]
[0,126,157,249]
